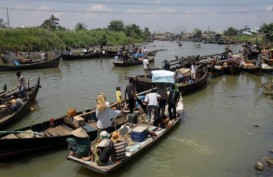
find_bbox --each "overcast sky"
[0,0,272,33]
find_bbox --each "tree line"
[0,15,151,52]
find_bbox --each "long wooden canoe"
[66,97,184,175]
[0,90,149,161]
[0,56,61,71]
[113,56,154,67]
[0,77,41,129]
[128,69,208,95]
[61,51,117,60]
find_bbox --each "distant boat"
[196,43,201,48]
[178,43,182,47]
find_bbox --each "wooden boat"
[257,81,273,95]
[66,96,184,175]
[176,70,208,94]
[61,51,117,60]
[0,56,61,71]
[220,58,241,76]
[206,63,224,78]
[127,68,208,95]
[0,90,149,161]
[241,66,262,76]
[262,49,273,66]
[261,63,273,75]
[0,78,41,129]
[113,56,154,67]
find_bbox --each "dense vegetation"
[0,15,151,52]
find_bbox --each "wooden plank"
[1,133,18,139]
[45,128,59,136]
[88,122,98,129]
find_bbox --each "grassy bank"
[0,28,145,52]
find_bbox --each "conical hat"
[71,127,89,138]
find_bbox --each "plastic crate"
[131,125,148,142]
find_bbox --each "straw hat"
[71,127,89,138]
[111,131,122,143]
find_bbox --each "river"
[0,41,272,177]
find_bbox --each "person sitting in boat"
[175,69,186,83]
[66,127,91,160]
[93,131,114,166]
[111,131,126,162]
[10,93,23,112]
[96,93,111,137]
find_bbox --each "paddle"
[0,79,33,97]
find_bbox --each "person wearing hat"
[66,127,91,159]
[111,131,126,162]
[10,92,23,112]
[93,131,114,166]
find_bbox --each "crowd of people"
[67,75,181,166]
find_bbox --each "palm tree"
[75,22,87,31]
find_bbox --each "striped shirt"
[112,140,126,162]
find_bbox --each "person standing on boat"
[115,86,123,110]
[96,93,111,137]
[125,78,137,113]
[190,62,197,80]
[144,88,161,126]
[163,59,170,71]
[143,57,149,78]
[168,84,180,120]
[157,83,168,117]
[16,71,26,97]
[66,127,91,160]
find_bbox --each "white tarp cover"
[152,70,175,83]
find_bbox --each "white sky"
[0,0,272,33]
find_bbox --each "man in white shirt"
[143,57,149,78]
[144,88,161,126]
[191,62,197,80]
[16,71,26,97]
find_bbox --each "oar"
[0,79,33,97]
[0,130,44,136]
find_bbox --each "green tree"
[143,27,151,40]
[260,23,273,43]
[41,15,60,30]
[75,22,87,31]
[223,27,238,36]
[193,28,202,41]
[0,18,7,28]
[107,20,124,31]
[124,24,142,37]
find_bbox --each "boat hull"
[0,56,60,71]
